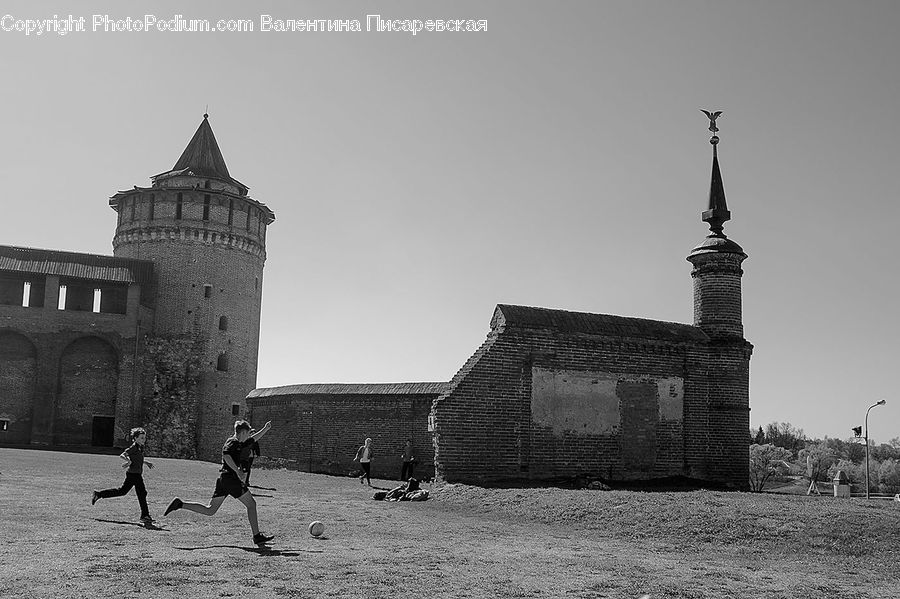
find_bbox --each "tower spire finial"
[700,109,730,237]
[204,105,208,119]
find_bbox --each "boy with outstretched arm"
[92,427,155,523]
[163,420,274,545]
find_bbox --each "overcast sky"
[2,0,897,442]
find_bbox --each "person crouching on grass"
[163,419,274,545]
[92,427,155,524]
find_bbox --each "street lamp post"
[864,399,887,500]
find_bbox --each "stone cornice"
[112,226,267,261]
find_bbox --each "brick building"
[249,130,752,489]
[430,132,751,489]
[0,115,274,459]
[2,115,751,488]
[247,383,446,480]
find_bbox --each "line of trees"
[748,422,900,493]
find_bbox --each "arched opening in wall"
[217,353,229,372]
[0,331,38,444]
[55,336,118,446]
[219,315,228,331]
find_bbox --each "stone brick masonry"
[248,383,445,481]
[431,304,751,488]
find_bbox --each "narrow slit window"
[203,284,212,298]
[22,281,31,307]
[92,289,101,313]
[203,195,210,221]
[228,199,234,225]
[246,206,252,230]
[231,404,240,416]
[176,193,183,220]
[217,353,229,371]
[57,285,67,310]
[219,315,228,331]
[148,194,155,220]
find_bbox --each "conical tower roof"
[173,114,232,180]
[151,114,249,194]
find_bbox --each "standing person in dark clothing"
[400,439,416,482]
[92,427,155,524]
[163,420,274,545]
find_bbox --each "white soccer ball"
[308,520,325,537]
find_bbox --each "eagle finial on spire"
[701,109,722,133]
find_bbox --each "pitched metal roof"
[492,304,708,343]
[174,114,232,180]
[248,382,449,399]
[152,115,250,195]
[0,245,154,285]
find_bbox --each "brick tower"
[686,114,752,487]
[109,115,275,460]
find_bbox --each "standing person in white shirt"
[354,437,374,486]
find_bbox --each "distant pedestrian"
[163,420,275,546]
[354,437,374,486]
[92,427,155,524]
[400,439,416,482]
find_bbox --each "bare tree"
[749,444,792,492]
[763,422,805,454]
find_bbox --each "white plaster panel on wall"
[531,367,620,435]
[657,378,684,421]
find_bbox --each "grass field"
[1,448,898,598]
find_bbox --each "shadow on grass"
[248,485,277,491]
[175,545,321,557]
[95,518,166,531]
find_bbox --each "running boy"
[163,420,274,545]
[92,427,155,524]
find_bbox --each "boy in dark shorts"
[92,427,155,524]
[163,419,273,545]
